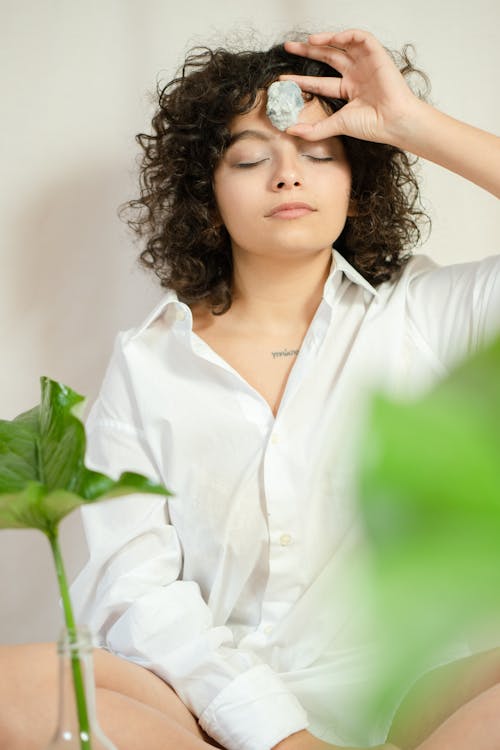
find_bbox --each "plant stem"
[47,526,91,750]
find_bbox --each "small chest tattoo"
[271,348,299,360]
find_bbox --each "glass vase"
[46,626,117,749]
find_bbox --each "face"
[213,93,353,264]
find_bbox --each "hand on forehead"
[230,88,331,136]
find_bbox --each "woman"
[1,28,499,750]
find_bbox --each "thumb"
[286,116,344,141]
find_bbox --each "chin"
[263,245,334,261]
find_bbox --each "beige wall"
[1,0,499,643]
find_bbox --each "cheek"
[330,161,351,191]
[213,172,235,226]
[214,190,242,234]
[323,168,352,211]
[214,174,259,230]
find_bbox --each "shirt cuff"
[199,664,309,750]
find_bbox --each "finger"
[305,31,349,52]
[279,74,344,100]
[285,114,344,141]
[309,28,383,59]
[285,41,348,68]
[284,40,350,74]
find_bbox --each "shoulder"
[388,252,500,305]
[90,291,190,420]
[387,252,500,364]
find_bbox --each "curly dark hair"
[123,33,432,314]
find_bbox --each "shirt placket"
[257,300,334,637]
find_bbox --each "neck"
[230,247,333,332]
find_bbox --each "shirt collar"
[326,249,379,303]
[130,289,185,339]
[131,250,378,338]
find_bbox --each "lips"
[267,201,316,219]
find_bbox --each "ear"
[211,205,224,228]
[347,197,358,218]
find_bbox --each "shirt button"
[263,625,273,635]
[280,533,292,546]
[271,433,279,445]
[176,308,187,321]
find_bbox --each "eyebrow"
[227,128,337,149]
[228,129,272,147]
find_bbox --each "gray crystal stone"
[266,80,304,131]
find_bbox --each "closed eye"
[234,155,334,167]
[234,159,268,168]
[304,155,335,162]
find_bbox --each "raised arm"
[281,29,500,198]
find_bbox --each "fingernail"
[286,124,312,135]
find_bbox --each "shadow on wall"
[0,514,88,645]
[6,156,162,412]
[2,157,163,644]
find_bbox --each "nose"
[271,152,303,191]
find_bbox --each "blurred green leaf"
[0,377,169,534]
[358,334,500,718]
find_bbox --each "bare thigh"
[94,646,203,734]
[416,682,500,750]
[0,642,212,746]
[389,647,500,749]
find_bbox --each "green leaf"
[357,334,500,718]
[0,406,40,491]
[0,378,169,533]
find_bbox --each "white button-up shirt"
[71,250,500,750]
